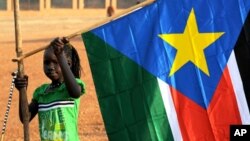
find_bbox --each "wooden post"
[7,0,12,11]
[79,0,84,9]
[45,0,51,9]
[39,0,44,11]
[13,0,30,141]
[72,0,77,9]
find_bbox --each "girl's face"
[43,48,63,82]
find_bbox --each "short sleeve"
[76,78,85,95]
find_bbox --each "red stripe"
[170,87,215,141]
[207,67,242,140]
[171,67,241,141]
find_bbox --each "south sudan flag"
[82,0,250,140]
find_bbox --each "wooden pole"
[0,135,4,141]
[13,0,30,141]
[12,0,155,62]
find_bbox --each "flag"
[82,0,250,140]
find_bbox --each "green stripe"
[82,32,174,141]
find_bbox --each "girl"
[14,37,85,141]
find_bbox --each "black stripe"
[234,12,250,110]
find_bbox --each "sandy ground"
[0,10,111,141]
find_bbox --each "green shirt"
[33,78,85,141]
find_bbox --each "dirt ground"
[0,10,112,141]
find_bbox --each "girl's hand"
[50,37,69,56]
[13,74,28,91]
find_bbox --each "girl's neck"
[50,80,63,89]
[50,81,63,88]
[44,80,64,93]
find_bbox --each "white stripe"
[39,104,74,112]
[157,78,183,141]
[228,51,250,124]
[39,101,74,107]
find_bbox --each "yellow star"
[159,8,224,77]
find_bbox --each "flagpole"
[13,0,30,141]
[12,0,156,62]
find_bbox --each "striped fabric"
[38,100,75,112]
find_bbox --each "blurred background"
[0,0,145,10]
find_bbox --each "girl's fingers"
[62,37,69,44]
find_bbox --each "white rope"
[1,71,17,136]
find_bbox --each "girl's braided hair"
[63,43,81,78]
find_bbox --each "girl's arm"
[19,99,38,123]
[51,37,82,98]
[14,75,38,123]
